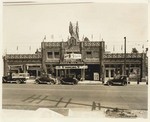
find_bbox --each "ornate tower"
[69,21,79,40]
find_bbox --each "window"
[86,51,92,58]
[106,70,109,77]
[111,70,114,77]
[54,52,60,58]
[47,52,52,58]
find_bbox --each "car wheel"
[122,82,125,86]
[47,82,51,85]
[124,82,127,86]
[35,80,40,84]
[16,80,21,84]
[52,80,56,85]
[73,81,76,85]
[108,82,112,86]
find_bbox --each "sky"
[2,0,148,54]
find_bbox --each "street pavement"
[2,82,148,118]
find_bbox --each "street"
[2,83,148,111]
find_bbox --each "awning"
[55,65,88,69]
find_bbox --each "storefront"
[55,65,88,80]
[8,65,23,73]
[26,64,41,78]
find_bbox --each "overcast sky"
[2,0,148,54]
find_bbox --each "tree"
[69,22,73,36]
[132,48,138,53]
[84,37,90,42]
[76,21,79,38]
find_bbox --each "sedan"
[106,75,127,86]
[60,75,79,85]
[35,75,56,85]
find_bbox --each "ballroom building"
[3,22,148,82]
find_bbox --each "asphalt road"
[2,83,148,111]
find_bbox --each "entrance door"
[70,69,81,80]
[105,68,115,83]
[85,64,100,80]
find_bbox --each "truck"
[2,72,29,84]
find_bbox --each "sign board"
[64,53,81,60]
[56,65,88,69]
[94,72,99,81]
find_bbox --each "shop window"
[86,51,92,58]
[106,70,109,77]
[105,65,109,68]
[54,52,60,58]
[126,70,129,76]
[47,52,53,58]
[137,69,140,74]
[38,71,41,76]
[111,70,114,77]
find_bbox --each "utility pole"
[124,37,126,75]
[99,41,105,83]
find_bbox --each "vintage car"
[2,73,28,84]
[106,75,128,86]
[35,74,56,84]
[60,75,79,85]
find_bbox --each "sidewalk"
[1,108,147,119]
[78,80,102,85]
[1,108,105,118]
[25,79,35,84]
[25,79,148,85]
[25,79,103,85]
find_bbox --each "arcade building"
[3,22,148,83]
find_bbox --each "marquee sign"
[64,53,81,60]
[55,65,88,69]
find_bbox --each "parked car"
[35,74,56,84]
[60,75,79,85]
[2,72,27,84]
[106,75,127,86]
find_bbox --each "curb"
[78,83,102,85]
[129,82,148,85]
[24,80,148,85]
[25,80,35,84]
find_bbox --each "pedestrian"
[92,101,96,111]
[98,103,101,110]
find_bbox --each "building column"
[23,65,27,73]
[103,65,105,82]
[56,69,58,78]
[142,53,146,78]
[128,64,131,77]
[60,42,65,62]
[68,69,70,76]
[36,70,38,78]
[81,69,85,81]
[53,52,55,58]
[121,64,124,75]
[64,69,67,77]
[3,56,8,76]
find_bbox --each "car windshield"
[114,75,121,79]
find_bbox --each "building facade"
[3,51,42,79]
[3,22,148,82]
